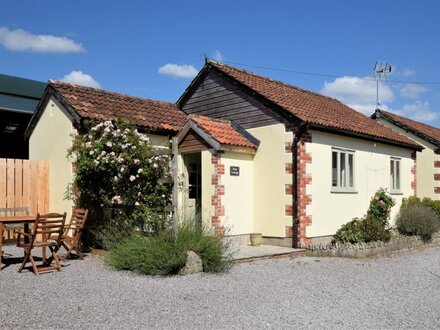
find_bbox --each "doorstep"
[232,244,306,262]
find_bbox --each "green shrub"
[361,215,391,243]
[333,189,395,244]
[396,205,440,241]
[108,233,185,276]
[332,218,364,244]
[67,119,172,247]
[333,215,391,244]
[107,216,232,276]
[175,217,232,272]
[401,196,440,218]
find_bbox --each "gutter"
[292,123,309,249]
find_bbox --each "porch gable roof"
[177,114,259,153]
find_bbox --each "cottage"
[176,60,422,246]
[373,109,440,200]
[25,81,187,218]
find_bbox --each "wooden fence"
[0,158,49,217]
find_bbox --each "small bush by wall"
[396,205,440,241]
[107,217,233,276]
[402,196,440,218]
[333,189,395,244]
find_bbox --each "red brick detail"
[285,226,293,238]
[435,187,440,194]
[285,184,293,195]
[285,142,293,153]
[434,174,440,181]
[411,151,417,196]
[211,153,225,234]
[285,205,293,216]
[294,133,313,246]
[435,161,440,168]
[285,163,293,174]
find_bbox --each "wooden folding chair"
[57,208,89,261]
[16,213,66,276]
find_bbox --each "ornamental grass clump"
[67,119,172,247]
[107,216,233,276]
[396,205,440,241]
[333,189,395,244]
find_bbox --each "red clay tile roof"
[49,81,187,132]
[375,109,440,145]
[208,61,421,149]
[191,114,257,149]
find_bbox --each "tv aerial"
[373,61,392,108]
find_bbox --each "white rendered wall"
[308,130,414,238]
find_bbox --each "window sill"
[390,191,403,195]
[330,189,358,194]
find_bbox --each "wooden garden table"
[0,215,37,271]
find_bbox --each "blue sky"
[1,0,439,125]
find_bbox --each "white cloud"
[61,71,101,88]
[321,76,394,105]
[157,63,198,79]
[402,68,415,77]
[212,50,224,62]
[0,27,85,53]
[400,83,428,99]
[398,101,438,122]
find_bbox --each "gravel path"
[1,245,440,329]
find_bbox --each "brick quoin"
[411,151,417,196]
[434,174,440,181]
[435,187,440,194]
[434,161,440,168]
[211,153,225,234]
[295,133,312,246]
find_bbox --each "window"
[332,148,355,192]
[390,158,401,193]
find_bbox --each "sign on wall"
[230,166,240,176]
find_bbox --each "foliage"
[333,189,395,244]
[396,204,440,241]
[332,218,364,244]
[402,196,440,218]
[67,119,172,246]
[361,214,391,243]
[107,216,232,276]
[367,188,396,223]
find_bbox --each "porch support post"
[172,137,179,237]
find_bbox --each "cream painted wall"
[308,130,414,238]
[221,152,254,235]
[247,124,293,237]
[377,118,439,200]
[29,96,75,218]
[201,150,215,224]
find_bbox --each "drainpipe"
[292,123,308,248]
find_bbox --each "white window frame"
[331,147,356,193]
[390,157,401,194]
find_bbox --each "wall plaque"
[230,166,240,176]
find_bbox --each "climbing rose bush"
[67,119,172,244]
[367,188,396,223]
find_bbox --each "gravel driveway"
[1,245,440,329]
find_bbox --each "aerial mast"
[373,61,392,108]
